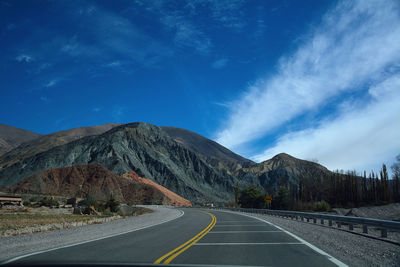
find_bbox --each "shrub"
[105,196,119,213]
[313,201,331,212]
[39,197,59,207]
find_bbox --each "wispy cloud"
[15,54,34,63]
[44,78,59,88]
[216,0,400,155]
[253,74,400,172]
[92,107,101,112]
[103,61,121,68]
[161,14,212,54]
[207,0,245,30]
[212,58,229,69]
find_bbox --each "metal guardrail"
[213,207,400,238]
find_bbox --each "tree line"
[235,154,400,211]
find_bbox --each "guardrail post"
[301,216,304,221]
[321,218,324,225]
[337,222,341,228]
[329,220,332,226]
[362,225,368,234]
[313,218,317,224]
[381,229,387,238]
[349,224,353,231]
[307,218,310,222]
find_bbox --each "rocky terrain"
[123,171,191,206]
[0,123,249,203]
[161,126,254,174]
[0,122,349,204]
[0,123,120,170]
[2,164,191,206]
[0,123,42,156]
[236,153,332,192]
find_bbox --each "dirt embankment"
[330,203,400,221]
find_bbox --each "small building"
[0,195,23,207]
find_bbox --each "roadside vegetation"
[235,154,400,211]
[0,212,110,232]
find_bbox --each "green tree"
[238,186,265,208]
[274,186,289,210]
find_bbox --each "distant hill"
[0,123,42,156]
[2,164,191,206]
[0,123,120,170]
[161,127,254,174]
[236,153,332,191]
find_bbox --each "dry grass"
[0,213,110,231]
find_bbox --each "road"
[11,208,343,266]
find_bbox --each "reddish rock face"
[3,164,192,206]
[123,172,192,207]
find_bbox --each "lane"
[14,209,211,264]
[10,208,345,266]
[172,210,341,267]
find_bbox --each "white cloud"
[92,107,101,112]
[45,79,59,88]
[212,58,228,69]
[215,0,400,151]
[15,54,33,63]
[252,75,400,173]
[104,61,121,68]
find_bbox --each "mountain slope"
[161,127,254,174]
[237,153,332,191]
[0,123,251,202]
[0,123,42,156]
[2,164,191,206]
[0,123,120,170]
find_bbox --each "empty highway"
[5,208,345,266]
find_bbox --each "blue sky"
[1,0,399,174]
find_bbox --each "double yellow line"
[154,211,217,264]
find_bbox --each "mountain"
[0,123,120,170]
[236,153,332,191]
[2,164,191,206]
[0,123,42,156]
[122,171,191,206]
[0,123,254,203]
[161,127,254,174]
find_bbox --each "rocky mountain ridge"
[0,123,42,156]
[3,164,191,206]
[0,123,120,170]
[0,122,338,203]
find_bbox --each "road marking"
[216,221,255,223]
[215,210,348,267]
[214,224,268,226]
[1,209,186,265]
[194,242,304,245]
[154,211,216,264]
[209,231,282,233]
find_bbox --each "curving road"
[7,208,345,266]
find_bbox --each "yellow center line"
[154,211,217,264]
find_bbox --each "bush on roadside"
[39,197,59,207]
[313,201,331,212]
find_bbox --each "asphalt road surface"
[10,208,344,266]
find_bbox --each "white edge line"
[215,210,348,267]
[209,231,282,233]
[194,242,303,245]
[1,209,185,265]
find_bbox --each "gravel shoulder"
[228,211,400,267]
[0,206,183,263]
